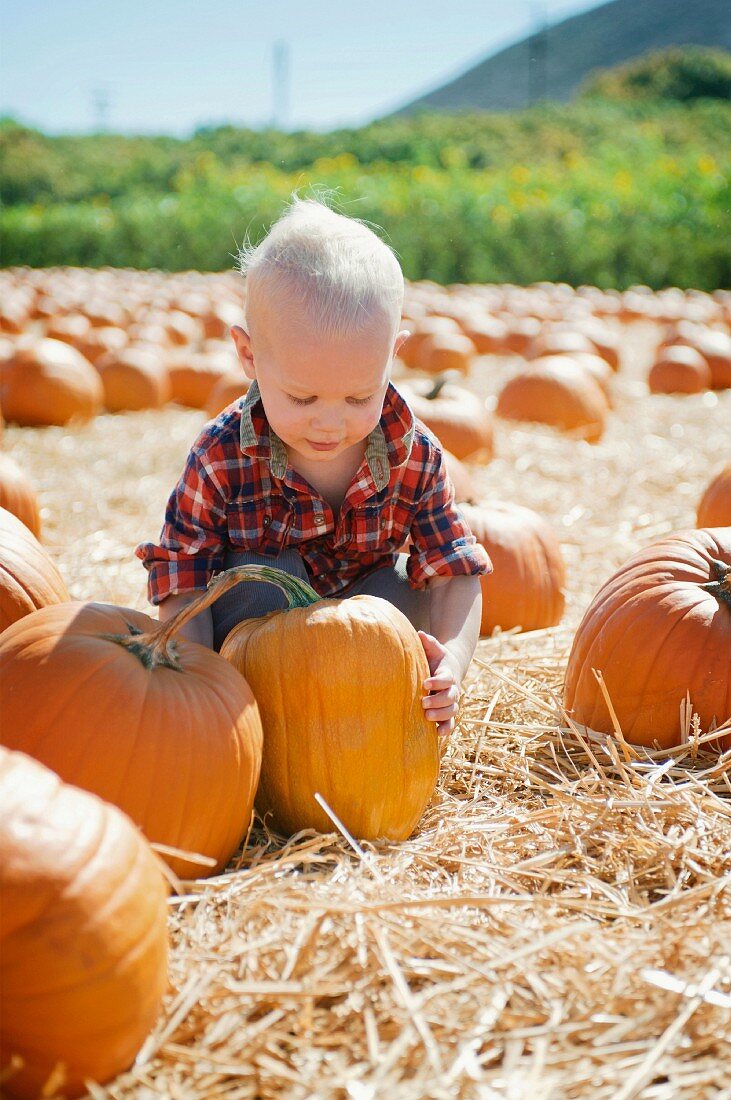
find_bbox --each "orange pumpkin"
[460,502,566,634]
[538,322,621,371]
[443,449,476,504]
[665,327,731,390]
[564,529,731,750]
[0,339,103,426]
[496,357,609,442]
[0,507,69,631]
[0,455,41,537]
[204,371,251,418]
[460,314,511,355]
[648,345,711,394]
[167,351,231,408]
[398,316,462,370]
[527,328,597,362]
[74,326,129,367]
[96,346,171,411]
[0,747,169,1100]
[569,352,615,403]
[0,599,263,878]
[218,566,439,841]
[697,464,731,527]
[415,331,476,375]
[398,375,494,462]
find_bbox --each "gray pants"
[211,549,431,651]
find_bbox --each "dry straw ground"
[5,318,731,1098]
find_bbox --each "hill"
[392,0,731,115]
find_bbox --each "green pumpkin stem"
[425,371,460,401]
[106,566,321,671]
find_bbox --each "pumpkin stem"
[425,371,460,401]
[698,557,731,609]
[103,567,320,670]
[121,566,322,668]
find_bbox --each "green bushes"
[582,47,731,103]
[1,98,729,289]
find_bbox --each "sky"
[1,0,606,135]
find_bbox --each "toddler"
[137,199,491,735]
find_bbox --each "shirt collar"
[239,379,414,491]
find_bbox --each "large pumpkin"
[398,317,462,371]
[460,502,566,634]
[696,464,731,527]
[0,339,103,426]
[496,357,609,442]
[564,529,731,750]
[0,747,169,1099]
[0,454,41,537]
[217,566,440,841]
[398,375,494,462]
[415,331,476,375]
[648,345,711,395]
[0,506,69,631]
[167,350,231,408]
[96,346,171,412]
[664,327,731,390]
[0,599,263,878]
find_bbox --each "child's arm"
[157,591,214,648]
[419,574,482,738]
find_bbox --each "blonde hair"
[238,197,404,339]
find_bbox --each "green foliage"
[582,47,731,103]
[2,99,730,290]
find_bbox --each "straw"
[4,276,731,1099]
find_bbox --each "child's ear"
[230,325,256,380]
[392,328,411,359]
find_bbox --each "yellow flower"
[510,165,531,184]
[412,165,434,185]
[698,155,717,176]
[613,170,633,194]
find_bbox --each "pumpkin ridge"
[622,591,718,741]
[570,589,676,733]
[3,641,127,765]
[5,821,158,1003]
[108,669,157,823]
[0,826,110,959]
[680,609,730,737]
[156,671,213,859]
[1,800,117,996]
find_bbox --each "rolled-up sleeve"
[135,448,229,605]
[407,463,492,589]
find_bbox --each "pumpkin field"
[1,268,730,1098]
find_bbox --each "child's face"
[232,298,408,469]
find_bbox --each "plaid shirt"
[136,381,491,604]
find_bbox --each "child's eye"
[348,395,373,406]
[287,395,316,406]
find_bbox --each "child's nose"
[312,405,344,430]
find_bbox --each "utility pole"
[92,86,110,132]
[528,3,548,105]
[272,40,290,131]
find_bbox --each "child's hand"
[417,631,462,739]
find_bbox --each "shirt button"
[263,515,271,528]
